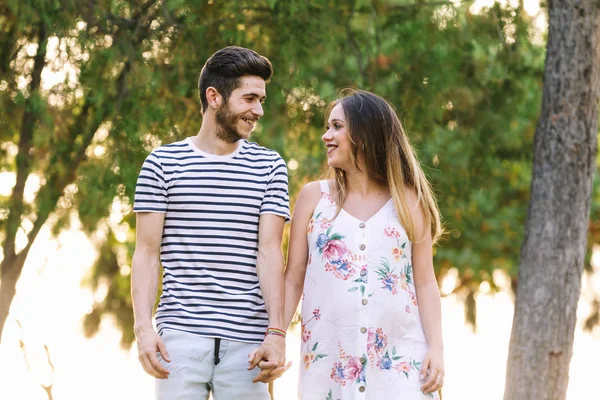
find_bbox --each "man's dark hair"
[198,46,273,113]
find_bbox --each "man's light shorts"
[155,329,270,400]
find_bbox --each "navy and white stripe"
[134,137,290,343]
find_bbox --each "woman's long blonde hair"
[326,89,443,244]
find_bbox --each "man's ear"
[206,87,222,110]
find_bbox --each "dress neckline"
[320,180,393,224]
[339,197,393,224]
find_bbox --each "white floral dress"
[299,181,440,400]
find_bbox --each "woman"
[284,89,444,399]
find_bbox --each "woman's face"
[322,103,353,170]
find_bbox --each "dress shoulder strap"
[319,180,330,195]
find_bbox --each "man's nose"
[253,102,264,117]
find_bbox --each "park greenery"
[1,0,599,351]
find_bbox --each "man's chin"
[237,128,254,140]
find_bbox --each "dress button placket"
[358,220,369,364]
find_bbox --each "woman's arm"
[283,181,322,329]
[408,189,444,394]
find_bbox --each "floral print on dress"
[376,258,400,294]
[302,307,321,344]
[317,226,356,280]
[302,308,328,370]
[304,342,328,369]
[384,226,402,238]
[385,225,409,262]
[392,242,408,261]
[330,342,367,387]
[348,265,371,298]
[367,327,425,382]
[367,328,388,368]
[300,181,439,399]
[325,390,341,400]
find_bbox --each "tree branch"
[2,20,48,261]
[22,59,132,257]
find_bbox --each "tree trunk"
[504,1,600,399]
[0,21,48,341]
[0,254,26,338]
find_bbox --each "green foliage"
[3,0,597,345]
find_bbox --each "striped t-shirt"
[133,137,290,343]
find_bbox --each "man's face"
[215,75,266,143]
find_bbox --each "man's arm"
[131,211,170,379]
[248,213,287,382]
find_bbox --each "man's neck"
[194,120,241,156]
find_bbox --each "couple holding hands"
[132,46,443,400]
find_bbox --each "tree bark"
[504,1,600,399]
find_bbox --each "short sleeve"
[133,152,168,213]
[260,156,290,221]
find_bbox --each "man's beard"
[215,103,245,143]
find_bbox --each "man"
[131,46,290,399]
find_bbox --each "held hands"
[135,326,171,379]
[420,345,444,394]
[247,333,292,383]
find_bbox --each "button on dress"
[299,181,440,400]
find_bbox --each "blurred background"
[0,0,598,399]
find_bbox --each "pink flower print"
[323,192,335,205]
[384,226,401,238]
[313,308,321,320]
[301,324,312,343]
[392,247,403,261]
[405,305,411,313]
[322,239,348,261]
[320,217,333,229]
[396,361,412,378]
[344,356,363,381]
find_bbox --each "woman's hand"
[420,345,444,394]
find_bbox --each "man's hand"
[247,334,288,383]
[257,359,292,383]
[135,327,171,379]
